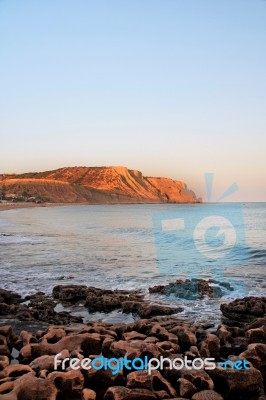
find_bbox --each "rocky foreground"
[0,285,265,400]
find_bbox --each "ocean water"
[0,203,265,324]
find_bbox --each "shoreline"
[0,202,91,212]
[1,201,264,213]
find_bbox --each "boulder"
[104,387,157,400]
[48,370,84,394]
[179,369,214,390]
[0,364,34,379]
[192,390,224,400]
[127,370,176,397]
[208,365,264,398]
[177,377,197,398]
[0,375,57,400]
[82,388,97,400]
[221,297,266,323]
[199,333,220,358]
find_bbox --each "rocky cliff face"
[0,166,200,204]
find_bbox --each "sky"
[0,0,265,201]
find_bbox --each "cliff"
[0,166,200,204]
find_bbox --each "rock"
[0,356,9,371]
[180,369,214,390]
[199,333,220,358]
[84,287,143,313]
[48,370,84,394]
[246,326,266,344]
[53,284,89,301]
[208,365,264,398]
[109,340,161,360]
[126,371,153,390]
[82,388,97,400]
[104,387,157,400]
[0,375,57,400]
[177,377,197,398]
[121,301,182,318]
[84,358,124,398]
[191,390,224,400]
[30,350,70,374]
[0,364,34,379]
[154,390,170,399]
[0,345,10,357]
[149,279,224,300]
[41,327,66,343]
[15,330,38,349]
[149,323,179,344]
[0,326,12,338]
[170,326,196,351]
[19,332,102,363]
[239,343,266,369]
[123,332,147,341]
[157,341,179,355]
[0,336,7,347]
[216,325,232,343]
[247,317,266,330]
[0,289,22,305]
[221,297,266,323]
[127,370,176,398]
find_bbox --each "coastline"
[0,202,89,212]
[0,201,202,213]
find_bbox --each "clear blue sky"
[0,0,265,201]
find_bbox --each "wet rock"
[53,284,89,301]
[86,291,140,313]
[221,297,266,323]
[0,289,22,305]
[121,301,182,318]
[149,279,224,300]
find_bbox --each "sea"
[0,203,265,325]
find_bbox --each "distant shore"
[0,202,77,212]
